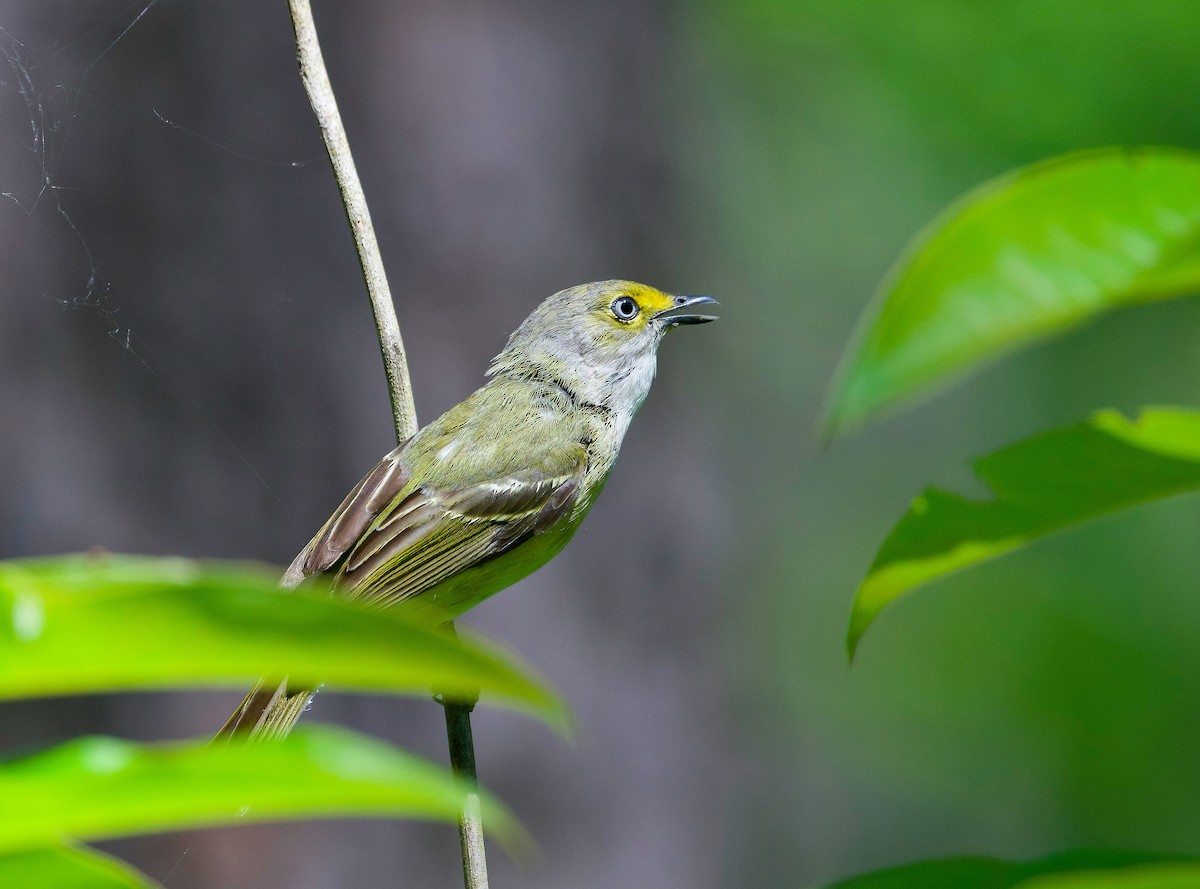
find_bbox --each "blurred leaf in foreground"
[0,845,162,889]
[825,148,1200,435]
[1016,862,1200,889]
[0,725,518,854]
[849,408,1200,655]
[0,555,566,729]
[823,850,1189,889]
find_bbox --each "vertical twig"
[285,2,487,885]
[444,699,489,889]
[287,0,416,443]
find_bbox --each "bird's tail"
[215,678,314,742]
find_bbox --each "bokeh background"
[4,2,1200,887]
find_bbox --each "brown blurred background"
[4,2,1200,887]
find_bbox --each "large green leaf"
[0,845,162,889]
[825,148,1200,435]
[0,725,515,853]
[1016,863,1200,888]
[821,851,1190,889]
[849,408,1200,655]
[0,555,565,727]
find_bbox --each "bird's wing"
[283,440,588,606]
[339,451,587,607]
[282,443,414,584]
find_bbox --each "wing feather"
[340,458,586,605]
[282,397,590,608]
[284,444,412,583]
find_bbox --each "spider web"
[0,0,294,510]
[0,1,159,360]
[1,0,308,358]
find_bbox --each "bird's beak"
[654,294,720,327]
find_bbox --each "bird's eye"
[611,296,640,322]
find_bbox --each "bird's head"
[489,280,718,413]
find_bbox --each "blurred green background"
[3,1,1200,887]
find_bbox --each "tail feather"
[255,687,314,741]
[216,678,314,742]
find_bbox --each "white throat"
[568,340,659,421]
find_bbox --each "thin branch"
[287,0,417,443]
[444,698,489,889]
[285,2,487,886]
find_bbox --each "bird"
[219,280,718,739]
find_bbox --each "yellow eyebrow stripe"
[623,282,675,315]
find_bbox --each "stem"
[444,699,489,889]
[287,0,417,443]
[285,2,486,884]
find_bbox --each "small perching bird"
[220,280,718,739]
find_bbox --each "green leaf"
[0,555,566,729]
[0,726,517,853]
[821,851,1189,889]
[0,845,162,889]
[849,408,1200,655]
[825,148,1200,435]
[1015,863,1200,889]
[822,856,1013,888]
